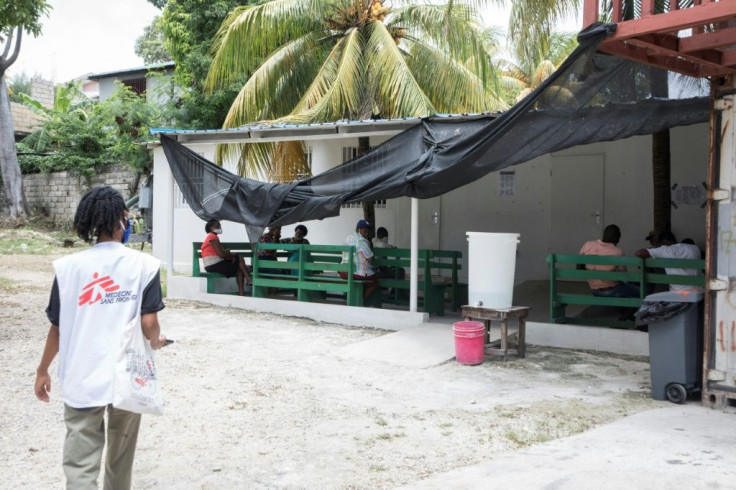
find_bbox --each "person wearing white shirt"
[34,187,167,489]
[636,230,703,292]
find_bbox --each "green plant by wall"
[16,81,163,177]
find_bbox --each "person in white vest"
[34,186,166,489]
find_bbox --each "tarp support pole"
[410,198,418,312]
[168,169,174,280]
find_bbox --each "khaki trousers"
[63,404,141,490]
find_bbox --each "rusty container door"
[705,78,736,408]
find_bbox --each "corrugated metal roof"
[149,112,502,145]
[88,62,175,80]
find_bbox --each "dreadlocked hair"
[73,186,127,243]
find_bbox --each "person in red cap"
[340,219,378,300]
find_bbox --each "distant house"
[10,77,54,141]
[87,61,175,104]
[70,73,100,101]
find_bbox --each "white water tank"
[466,232,520,308]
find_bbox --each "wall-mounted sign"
[500,171,515,196]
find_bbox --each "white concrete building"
[151,119,708,285]
[89,62,175,105]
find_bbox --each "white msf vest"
[53,241,160,408]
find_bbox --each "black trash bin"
[635,290,704,404]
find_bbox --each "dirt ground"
[0,233,663,489]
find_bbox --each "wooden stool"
[461,305,530,361]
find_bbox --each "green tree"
[135,15,172,64]
[142,0,262,129]
[18,83,161,181]
[7,71,32,102]
[206,0,504,228]
[0,0,51,218]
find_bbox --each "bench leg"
[252,285,266,298]
[425,286,445,316]
[348,286,364,307]
[207,278,216,294]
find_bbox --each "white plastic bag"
[113,316,164,415]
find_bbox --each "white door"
[551,155,605,254]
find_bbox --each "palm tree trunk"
[358,136,375,236]
[0,76,29,218]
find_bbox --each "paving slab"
[335,322,456,368]
[398,404,736,489]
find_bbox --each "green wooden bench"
[547,254,705,328]
[192,242,253,294]
[192,241,291,294]
[252,243,370,307]
[372,248,464,316]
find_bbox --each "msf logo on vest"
[78,272,137,307]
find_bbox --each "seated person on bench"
[258,226,283,274]
[281,224,310,275]
[340,220,378,299]
[579,224,639,319]
[635,230,703,293]
[371,227,405,281]
[201,219,251,295]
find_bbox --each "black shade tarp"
[160,23,710,241]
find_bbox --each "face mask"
[120,219,131,244]
[213,228,223,235]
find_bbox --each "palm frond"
[222,33,325,128]
[366,21,435,118]
[388,3,493,84]
[269,141,310,182]
[406,40,506,113]
[205,0,326,92]
[532,60,556,86]
[509,0,579,65]
[281,27,365,123]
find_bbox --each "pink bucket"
[453,321,485,365]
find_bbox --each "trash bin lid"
[643,290,703,303]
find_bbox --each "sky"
[8,0,582,84]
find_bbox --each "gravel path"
[0,249,662,489]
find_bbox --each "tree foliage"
[206,0,504,180]
[0,1,50,40]
[134,15,172,64]
[6,71,31,102]
[139,0,262,129]
[17,83,162,177]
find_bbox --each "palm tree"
[205,0,506,188]
[499,31,578,104]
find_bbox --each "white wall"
[153,123,708,280]
[97,68,175,103]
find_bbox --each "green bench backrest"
[547,254,706,293]
[192,242,254,275]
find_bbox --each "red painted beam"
[600,39,735,77]
[679,27,736,52]
[599,41,701,76]
[610,2,736,40]
[722,50,736,67]
[623,37,730,73]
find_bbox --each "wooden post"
[583,0,600,27]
